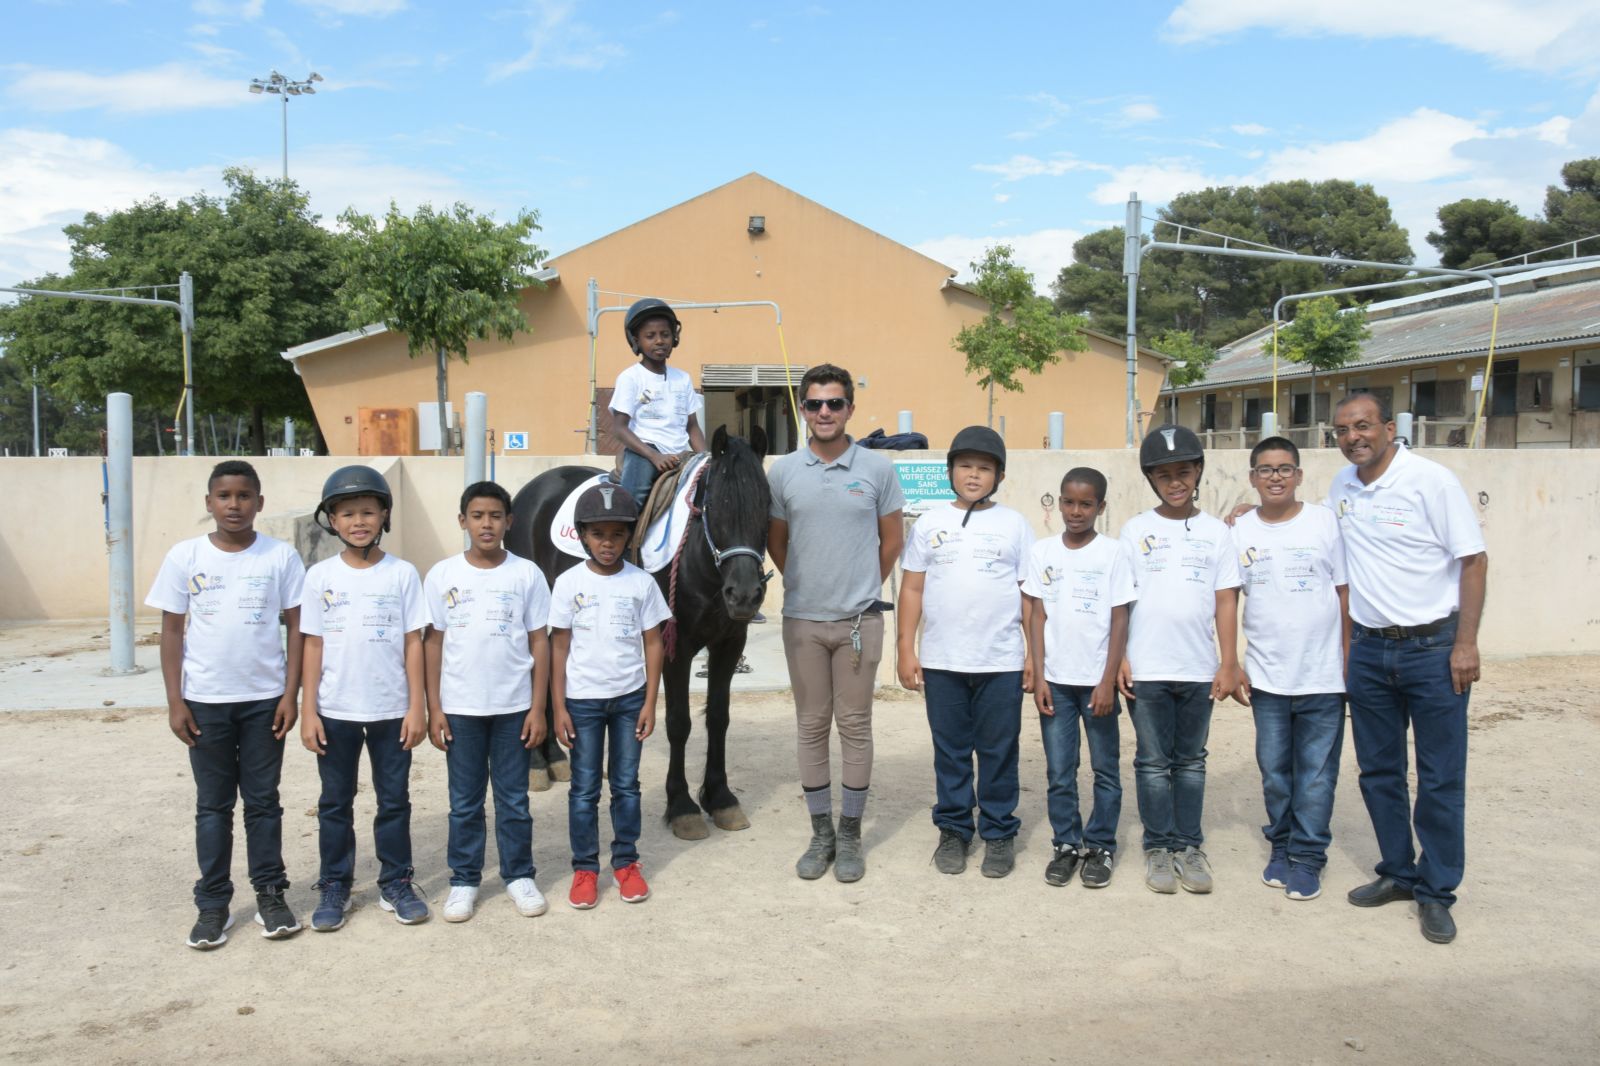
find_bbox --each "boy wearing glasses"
[768,364,905,884]
[1231,436,1349,903]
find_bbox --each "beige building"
[285,173,1169,456]
[1166,261,1600,450]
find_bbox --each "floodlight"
[309,72,323,82]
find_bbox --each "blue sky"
[4,0,1599,291]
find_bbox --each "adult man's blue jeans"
[1346,617,1469,907]
[922,669,1023,842]
[445,711,534,887]
[187,696,288,908]
[1251,690,1344,870]
[1039,683,1122,854]
[566,687,646,872]
[316,716,414,889]
[1129,680,1213,851]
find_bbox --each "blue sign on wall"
[894,461,955,516]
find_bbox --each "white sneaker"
[443,885,478,923]
[506,877,549,917]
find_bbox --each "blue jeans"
[566,687,646,872]
[1039,683,1122,853]
[1251,690,1344,870]
[187,697,287,908]
[316,716,414,889]
[1129,681,1213,851]
[445,712,534,887]
[618,448,660,509]
[922,669,1022,842]
[1346,617,1469,907]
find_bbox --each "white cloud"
[913,228,1086,293]
[1121,102,1161,123]
[488,1,626,80]
[295,0,407,14]
[1165,0,1600,72]
[1261,108,1482,184]
[1089,161,1240,206]
[191,0,264,18]
[993,193,1011,204]
[973,154,1106,182]
[7,63,251,114]
[1231,122,1269,136]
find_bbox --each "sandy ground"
[1,623,1597,1066]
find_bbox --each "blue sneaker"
[1262,850,1289,889]
[379,878,430,924]
[1285,864,1322,901]
[311,881,351,932]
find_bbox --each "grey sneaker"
[980,836,1015,879]
[1173,846,1214,894]
[1144,849,1178,894]
[933,829,968,875]
[795,813,836,880]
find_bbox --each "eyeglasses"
[801,397,848,413]
[1332,422,1381,438]
[1251,464,1299,479]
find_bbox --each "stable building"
[284,173,1169,456]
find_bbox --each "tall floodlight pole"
[248,70,322,180]
[1123,192,1142,447]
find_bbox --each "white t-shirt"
[548,562,673,700]
[299,553,428,721]
[1327,446,1486,628]
[1119,509,1242,683]
[144,533,306,703]
[901,502,1032,672]
[423,553,552,716]
[610,363,695,454]
[1234,505,1346,696]
[1022,533,1137,687]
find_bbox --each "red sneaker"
[568,870,598,910]
[614,863,651,903]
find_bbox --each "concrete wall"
[3,449,1595,658]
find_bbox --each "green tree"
[1275,296,1371,410]
[338,202,546,455]
[953,245,1087,426]
[1427,199,1534,268]
[1539,158,1600,249]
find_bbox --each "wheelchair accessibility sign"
[504,431,529,451]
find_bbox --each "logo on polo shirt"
[843,480,866,497]
[1337,498,1352,518]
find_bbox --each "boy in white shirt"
[1023,467,1136,889]
[1117,425,1241,896]
[549,484,672,910]
[424,481,553,923]
[898,427,1034,879]
[1231,437,1349,903]
[299,466,430,930]
[146,461,306,950]
[609,297,706,508]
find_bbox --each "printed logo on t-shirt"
[1071,566,1106,612]
[1337,497,1352,519]
[570,592,598,630]
[843,480,867,498]
[1138,534,1170,573]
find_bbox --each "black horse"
[507,425,771,839]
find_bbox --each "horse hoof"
[670,814,710,840]
[710,805,751,832]
[529,768,552,792]
[548,761,571,783]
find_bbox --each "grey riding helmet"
[623,297,682,355]
[315,465,393,533]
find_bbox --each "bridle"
[691,463,773,584]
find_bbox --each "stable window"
[1243,396,1261,431]
[1491,358,1520,417]
[1436,378,1467,417]
[1578,364,1600,411]
[1201,393,1217,431]
[1517,371,1554,412]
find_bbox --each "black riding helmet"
[947,425,1007,526]
[1138,424,1206,522]
[574,483,640,527]
[315,465,393,558]
[623,297,681,356]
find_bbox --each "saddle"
[627,452,705,569]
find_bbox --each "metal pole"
[586,278,599,454]
[1048,411,1064,449]
[105,392,141,676]
[898,410,913,434]
[179,272,195,457]
[281,92,289,181]
[284,417,295,453]
[1123,193,1142,447]
[464,391,488,487]
[32,374,41,457]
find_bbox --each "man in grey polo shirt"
[768,363,905,884]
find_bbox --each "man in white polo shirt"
[1329,392,1487,945]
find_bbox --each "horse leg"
[663,651,709,840]
[699,635,750,831]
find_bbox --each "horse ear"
[749,423,769,460]
[712,424,729,456]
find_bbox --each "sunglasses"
[801,397,849,413]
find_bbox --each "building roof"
[1174,260,1600,391]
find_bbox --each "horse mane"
[702,435,771,547]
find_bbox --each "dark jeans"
[567,687,646,872]
[922,669,1023,842]
[445,712,534,887]
[187,697,288,908]
[1251,690,1344,870]
[1346,617,1469,907]
[316,716,414,889]
[618,448,660,509]
[1129,680,1213,851]
[1039,683,1122,853]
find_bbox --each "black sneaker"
[1044,846,1080,887]
[1080,848,1115,889]
[980,837,1016,879]
[932,829,968,875]
[186,908,234,950]
[254,888,303,939]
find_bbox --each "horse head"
[696,424,772,623]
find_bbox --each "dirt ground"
[0,624,1596,1066]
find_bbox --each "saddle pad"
[550,472,613,560]
[638,453,708,574]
